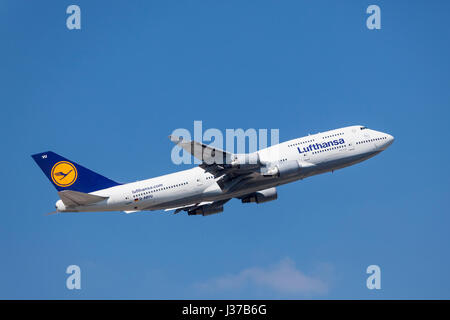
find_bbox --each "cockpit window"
[360,126,368,130]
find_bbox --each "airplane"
[32,125,394,216]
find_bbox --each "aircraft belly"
[144,193,204,211]
[320,150,380,171]
[135,150,381,211]
[206,151,382,201]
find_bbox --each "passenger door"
[347,138,355,151]
[301,152,311,161]
[347,128,358,151]
[196,174,205,187]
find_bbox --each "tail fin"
[31,151,121,193]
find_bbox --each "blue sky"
[1,0,450,299]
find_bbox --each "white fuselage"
[56,125,394,213]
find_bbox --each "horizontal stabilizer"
[58,190,108,207]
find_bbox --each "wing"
[169,135,233,168]
[169,135,263,175]
[169,135,270,194]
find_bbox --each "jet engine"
[261,160,301,178]
[241,187,278,204]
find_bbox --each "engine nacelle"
[261,160,300,178]
[241,187,278,204]
[188,205,224,216]
[230,152,260,170]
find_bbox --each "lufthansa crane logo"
[51,161,78,187]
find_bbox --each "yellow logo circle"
[51,161,78,187]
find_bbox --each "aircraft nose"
[382,133,394,150]
[388,134,394,144]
